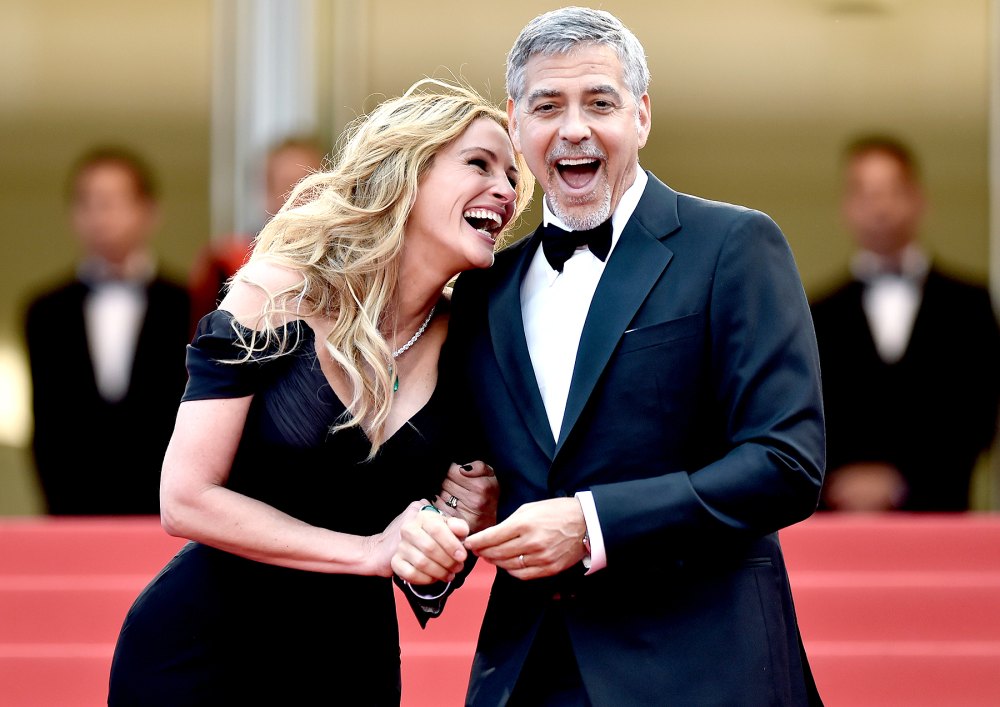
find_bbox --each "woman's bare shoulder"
[218,259,309,330]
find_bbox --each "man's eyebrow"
[526,88,562,103]
[525,85,624,103]
[587,84,623,100]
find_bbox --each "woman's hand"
[391,505,469,585]
[437,461,498,534]
[366,500,426,578]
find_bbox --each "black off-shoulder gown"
[108,311,455,706]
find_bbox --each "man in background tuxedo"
[188,136,324,324]
[24,147,190,515]
[811,136,1000,511]
[395,7,825,705]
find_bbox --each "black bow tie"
[541,220,613,272]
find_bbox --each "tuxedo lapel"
[556,177,679,452]
[488,232,557,459]
[69,281,101,396]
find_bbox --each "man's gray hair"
[505,6,651,105]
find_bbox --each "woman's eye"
[469,158,488,170]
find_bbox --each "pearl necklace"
[389,305,436,392]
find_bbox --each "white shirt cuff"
[575,491,607,574]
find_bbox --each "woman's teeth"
[463,208,502,236]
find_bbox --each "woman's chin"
[477,250,496,270]
[461,248,495,272]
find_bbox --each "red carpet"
[2,514,999,706]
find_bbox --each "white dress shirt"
[520,166,648,574]
[850,245,929,364]
[79,254,154,403]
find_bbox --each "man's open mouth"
[555,157,602,190]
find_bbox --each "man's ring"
[518,554,526,569]
[445,494,459,509]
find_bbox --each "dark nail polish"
[461,464,474,471]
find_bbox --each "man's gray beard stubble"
[546,175,612,231]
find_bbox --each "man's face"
[266,146,323,217]
[508,44,650,230]
[842,151,924,257]
[71,163,156,265]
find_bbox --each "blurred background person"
[811,135,1000,512]
[24,147,191,515]
[188,135,325,323]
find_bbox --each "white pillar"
[990,0,1000,508]
[329,0,371,141]
[991,0,1000,313]
[211,0,318,238]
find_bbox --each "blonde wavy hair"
[232,78,533,456]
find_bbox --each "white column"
[329,0,371,141]
[990,0,1000,508]
[211,0,318,238]
[991,0,1000,313]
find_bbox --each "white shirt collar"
[850,244,929,283]
[78,251,157,286]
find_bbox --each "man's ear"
[637,93,651,149]
[507,98,521,152]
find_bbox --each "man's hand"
[391,503,470,586]
[464,497,587,580]
[823,462,908,511]
[438,461,498,534]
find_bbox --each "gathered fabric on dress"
[108,310,454,706]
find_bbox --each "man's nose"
[558,106,591,143]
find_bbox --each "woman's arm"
[159,397,418,577]
[159,259,419,577]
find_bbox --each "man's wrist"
[574,491,607,574]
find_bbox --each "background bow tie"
[541,220,613,272]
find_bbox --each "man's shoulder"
[148,271,192,300]
[674,191,775,234]
[495,230,537,263]
[26,275,84,312]
[923,266,998,328]
[23,276,85,344]
[810,276,859,307]
[454,232,536,294]
[925,265,992,300]
[640,174,778,243]
[809,277,865,337]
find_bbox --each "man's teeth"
[557,158,599,166]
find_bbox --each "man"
[811,136,1000,511]
[25,147,191,514]
[397,7,825,705]
[188,135,324,322]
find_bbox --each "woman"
[108,79,533,706]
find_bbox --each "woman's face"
[406,117,520,273]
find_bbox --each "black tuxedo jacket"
[446,173,825,706]
[25,275,191,515]
[811,267,1000,510]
